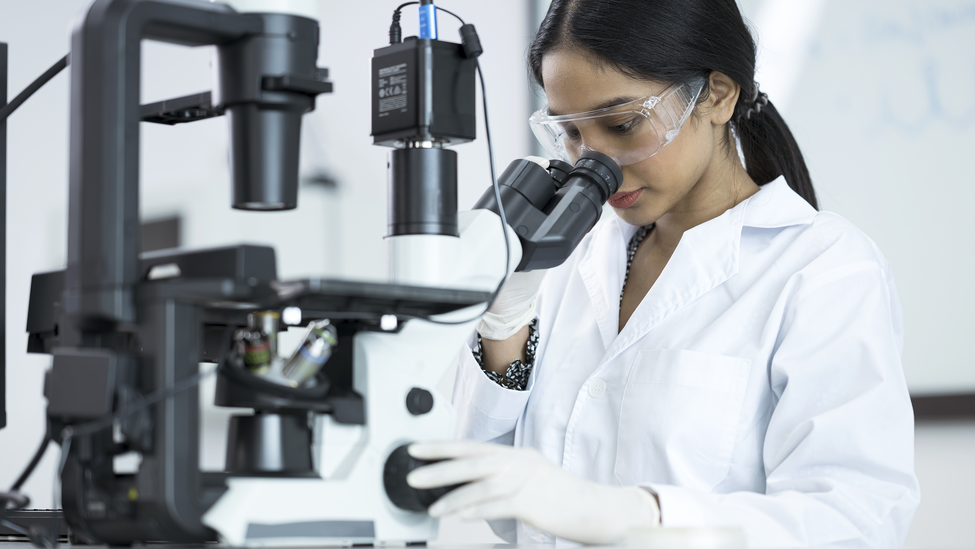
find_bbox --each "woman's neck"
[652,153,759,245]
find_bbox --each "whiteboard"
[748,0,975,395]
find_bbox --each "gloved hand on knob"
[477,156,551,341]
[406,441,660,544]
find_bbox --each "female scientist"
[406,0,920,545]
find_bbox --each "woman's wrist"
[472,318,539,391]
[479,324,530,375]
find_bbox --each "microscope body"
[25,0,622,545]
[29,0,492,544]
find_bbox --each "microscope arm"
[66,0,329,330]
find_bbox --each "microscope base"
[202,211,518,546]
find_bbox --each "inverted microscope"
[1,0,623,545]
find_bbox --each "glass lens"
[532,101,666,166]
[529,80,704,166]
[558,107,666,165]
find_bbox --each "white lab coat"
[452,177,920,547]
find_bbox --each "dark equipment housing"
[371,31,480,241]
[371,38,477,147]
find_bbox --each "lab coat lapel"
[578,214,632,352]
[603,203,746,364]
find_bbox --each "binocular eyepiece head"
[472,151,624,272]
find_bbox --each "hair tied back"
[745,82,769,120]
[528,0,817,208]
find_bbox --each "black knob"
[571,150,624,200]
[547,159,574,186]
[383,444,461,512]
[406,387,434,415]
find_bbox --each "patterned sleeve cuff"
[472,318,538,391]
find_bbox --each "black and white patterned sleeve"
[471,318,539,391]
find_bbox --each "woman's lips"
[608,188,643,209]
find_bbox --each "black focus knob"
[547,159,574,186]
[383,444,461,512]
[570,150,624,200]
[406,387,434,415]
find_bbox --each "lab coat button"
[588,378,606,398]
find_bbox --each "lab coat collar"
[741,176,818,229]
[577,213,630,351]
[588,176,816,366]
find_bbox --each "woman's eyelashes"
[560,124,581,141]
[609,116,639,135]
[559,116,643,143]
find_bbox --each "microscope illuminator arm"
[66,0,330,330]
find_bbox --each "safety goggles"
[529,78,705,166]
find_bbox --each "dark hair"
[529,0,818,209]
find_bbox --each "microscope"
[17,0,623,545]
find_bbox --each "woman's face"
[541,48,738,227]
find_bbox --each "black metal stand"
[1,42,8,431]
[0,510,70,541]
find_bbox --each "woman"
[406,0,920,545]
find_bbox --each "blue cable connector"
[418,2,438,39]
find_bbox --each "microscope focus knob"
[383,444,461,512]
[406,387,434,415]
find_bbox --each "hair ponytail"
[529,0,818,210]
[734,89,817,209]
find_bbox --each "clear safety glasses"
[529,78,705,166]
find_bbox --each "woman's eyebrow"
[548,95,641,117]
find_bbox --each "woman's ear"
[705,71,741,126]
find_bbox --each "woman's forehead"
[541,48,664,115]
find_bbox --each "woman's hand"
[406,441,660,544]
[477,259,546,341]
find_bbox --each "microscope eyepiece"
[566,150,624,202]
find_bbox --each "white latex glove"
[476,269,546,340]
[407,441,660,544]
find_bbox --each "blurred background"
[0,0,972,546]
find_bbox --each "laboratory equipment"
[5,0,623,545]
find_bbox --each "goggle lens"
[529,79,704,166]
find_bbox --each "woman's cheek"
[623,162,666,196]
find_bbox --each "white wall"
[0,0,90,514]
[759,0,975,396]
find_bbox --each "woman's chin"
[612,203,660,228]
